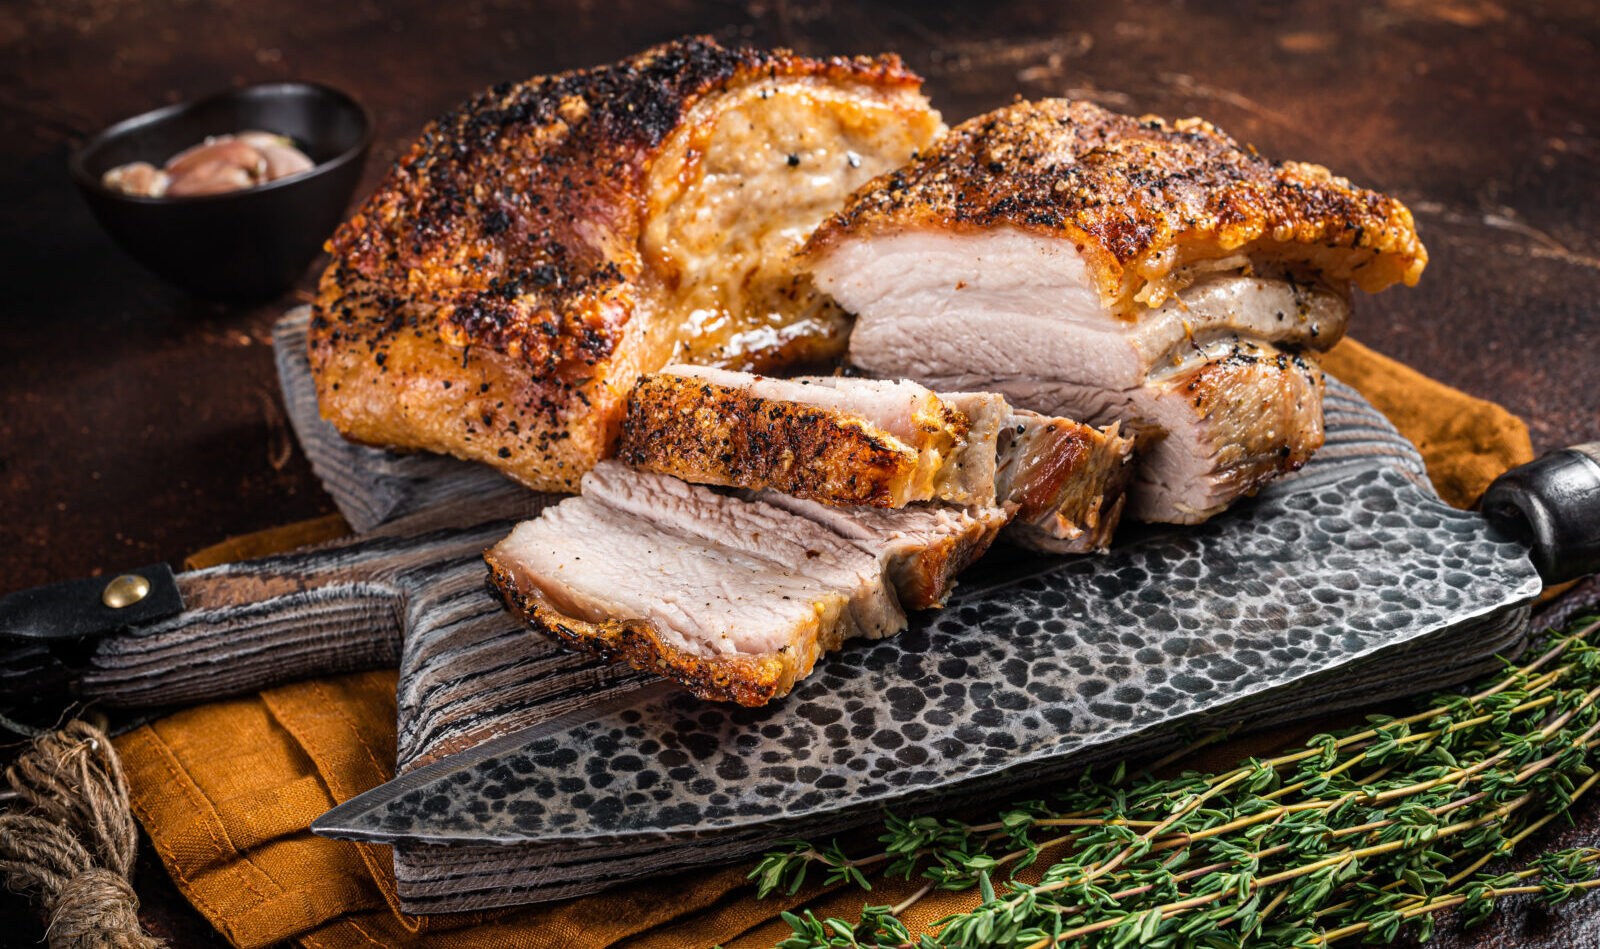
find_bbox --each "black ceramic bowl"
[70,82,372,302]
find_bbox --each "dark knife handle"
[1481,443,1600,586]
[0,520,511,717]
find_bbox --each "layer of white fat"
[579,462,904,638]
[759,490,985,547]
[812,226,1350,389]
[661,364,941,444]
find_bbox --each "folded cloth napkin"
[114,338,1535,948]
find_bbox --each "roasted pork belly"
[578,460,904,639]
[996,412,1135,553]
[312,37,941,493]
[804,99,1426,523]
[617,366,984,507]
[620,367,1133,545]
[486,462,995,705]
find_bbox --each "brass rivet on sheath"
[102,574,151,609]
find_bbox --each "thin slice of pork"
[996,412,1136,553]
[578,460,904,638]
[621,367,1134,545]
[486,462,994,705]
[803,99,1427,523]
[618,366,984,507]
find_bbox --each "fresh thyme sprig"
[754,611,1600,948]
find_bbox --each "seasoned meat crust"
[311,37,938,491]
[804,98,1427,315]
[617,372,969,508]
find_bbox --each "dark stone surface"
[1,0,1595,945]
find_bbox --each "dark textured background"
[1,0,1596,945]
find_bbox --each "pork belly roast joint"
[309,36,942,493]
[803,98,1427,523]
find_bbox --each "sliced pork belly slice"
[486,463,900,705]
[620,368,1134,545]
[616,366,985,507]
[996,412,1136,552]
[488,461,1012,705]
[1133,339,1326,523]
[753,493,1008,608]
[937,391,1009,508]
[803,98,1426,523]
[578,461,904,638]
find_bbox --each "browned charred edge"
[485,555,795,707]
[616,374,920,507]
[1082,429,1137,550]
[892,512,1006,609]
[1006,420,1136,552]
[310,36,926,490]
[805,98,1427,300]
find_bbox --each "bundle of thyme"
[753,611,1600,948]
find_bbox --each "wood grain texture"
[79,518,516,708]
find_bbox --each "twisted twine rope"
[0,719,164,948]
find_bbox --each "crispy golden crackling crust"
[616,374,969,507]
[486,554,831,706]
[804,99,1427,313]
[310,36,927,492]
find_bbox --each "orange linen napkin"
[115,338,1536,948]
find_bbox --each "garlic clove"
[256,142,315,180]
[165,159,258,196]
[101,161,171,197]
[165,136,267,182]
[235,130,295,150]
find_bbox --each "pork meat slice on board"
[752,492,1008,609]
[486,462,997,705]
[620,368,1134,548]
[616,366,985,507]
